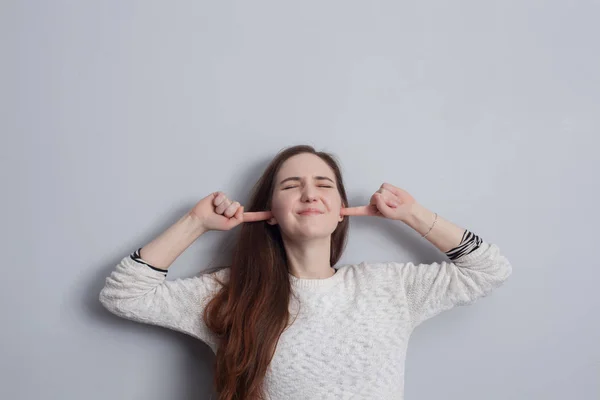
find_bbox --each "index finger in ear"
[243,210,272,222]
[341,206,377,216]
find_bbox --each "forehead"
[276,153,335,178]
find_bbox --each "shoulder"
[335,260,400,281]
[176,265,231,300]
[198,265,230,285]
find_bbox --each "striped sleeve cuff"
[130,247,169,276]
[445,230,483,261]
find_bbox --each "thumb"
[224,206,244,230]
[233,206,244,225]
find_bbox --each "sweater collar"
[288,266,343,291]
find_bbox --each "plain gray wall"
[3,1,599,399]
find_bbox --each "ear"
[267,216,278,225]
[339,203,346,222]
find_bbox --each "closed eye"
[282,185,333,190]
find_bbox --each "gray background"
[2,1,599,399]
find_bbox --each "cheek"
[325,195,342,210]
[270,196,292,215]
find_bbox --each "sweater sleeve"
[389,230,512,328]
[99,249,228,350]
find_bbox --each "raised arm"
[389,203,512,328]
[99,248,228,349]
[99,209,228,350]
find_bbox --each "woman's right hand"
[190,192,245,232]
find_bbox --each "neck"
[282,235,335,279]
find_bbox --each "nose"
[301,186,318,203]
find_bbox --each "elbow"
[462,256,513,303]
[98,283,130,317]
[99,285,117,314]
[496,255,513,285]
[480,256,513,299]
[484,243,513,285]
[481,256,513,292]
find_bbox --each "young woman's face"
[269,153,344,240]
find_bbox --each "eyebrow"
[279,176,335,186]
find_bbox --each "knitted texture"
[100,233,512,399]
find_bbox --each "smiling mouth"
[298,211,323,216]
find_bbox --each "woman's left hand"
[341,183,417,222]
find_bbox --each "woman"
[100,144,512,400]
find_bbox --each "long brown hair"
[202,144,350,399]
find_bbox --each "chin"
[281,226,332,240]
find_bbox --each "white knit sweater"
[99,231,512,399]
